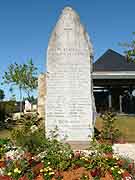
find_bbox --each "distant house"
[93,49,135,114]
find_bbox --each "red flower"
[0,161,6,168]
[28,159,35,165]
[0,176,12,180]
[74,151,81,158]
[19,176,29,180]
[128,163,134,170]
[90,169,99,177]
[122,171,132,180]
[74,151,83,158]
[104,153,113,159]
[32,162,44,175]
[117,159,125,167]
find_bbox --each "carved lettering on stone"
[46,7,96,141]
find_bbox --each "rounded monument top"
[62,6,78,15]
[61,6,79,19]
[63,6,73,12]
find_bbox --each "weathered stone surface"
[46,7,96,141]
[38,74,46,119]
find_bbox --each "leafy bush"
[0,138,11,159]
[11,113,46,154]
[89,138,113,154]
[100,112,122,143]
[0,101,16,128]
[11,113,73,171]
[42,139,73,171]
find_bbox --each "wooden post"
[108,93,112,109]
[119,95,122,113]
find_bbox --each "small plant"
[0,138,11,159]
[89,138,113,155]
[100,112,122,143]
[42,139,73,171]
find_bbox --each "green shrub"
[100,112,122,143]
[0,138,11,159]
[11,113,73,171]
[42,139,73,171]
[89,138,113,154]
[11,113,45,154]
[0,101,16,128]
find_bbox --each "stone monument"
[45,6,96,143]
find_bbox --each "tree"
[24,95,37,104]
[2,59,38,112]
[0,89,5,101]
[121,32,135,61]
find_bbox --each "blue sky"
[0,0,135,99]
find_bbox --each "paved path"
[113,144,135,161]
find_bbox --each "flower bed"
[0,139,134,180]
[0,114,134,180]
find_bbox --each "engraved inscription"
[46,7,95,141]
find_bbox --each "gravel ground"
[113,144,135,161]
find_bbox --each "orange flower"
[35,174,44,180]
[23,152,33,161]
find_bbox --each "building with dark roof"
[93,49,135,114]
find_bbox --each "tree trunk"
[19,86,23,113]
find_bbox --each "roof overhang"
[92,71,135,79]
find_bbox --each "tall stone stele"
[40,7,96,144]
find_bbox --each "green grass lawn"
[0,128,11,139]
[95,115,135,143]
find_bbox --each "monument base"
[67,141,90,150]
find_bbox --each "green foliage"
[11,127,46,154]
[2,59,38,111]
[80,174,89,180]
[93,177,100,180]
[3,59,38,93]
[11,115,73,172]
[121,32,135,62]
[0,138,10,145]
[0,138,10,159]
[0,89,5,101]
[119,157,135,178]
[11,113,45,154]
[5,159,33,180]
[24,95,37,104]
[0,131,133,179]
[99,143,113,153]
[11,114,73,171]
[0,101,16,126]
[42,139,73,171]
[89,138,113,154]
[100,112,122,143]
